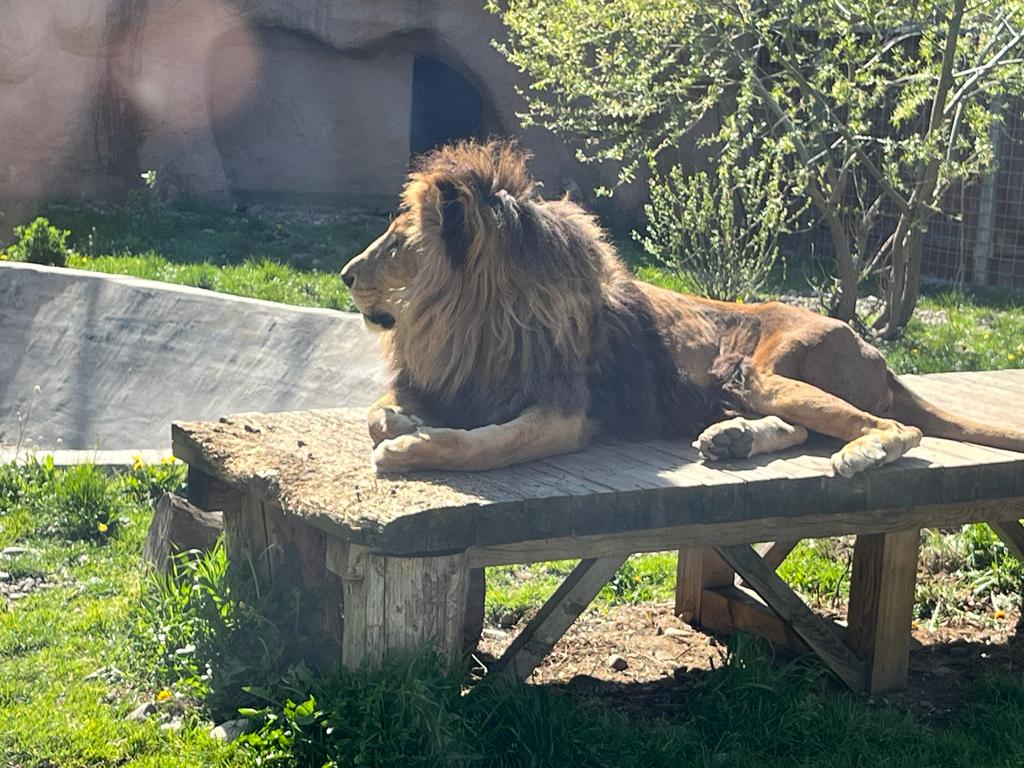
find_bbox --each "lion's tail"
[888,371,1024,452]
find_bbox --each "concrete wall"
[0,0,628,210]
[0,262,385,450]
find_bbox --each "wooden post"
[334,543,469,671]
[846,528,921,694]
[675,547,734,623]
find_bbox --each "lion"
[341,139,1024,476]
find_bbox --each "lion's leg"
[740,367,922,478]
[372,407,589,473]
[367,390,425,447]
[695,416,808,460]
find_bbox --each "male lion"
[341,140,1024,475]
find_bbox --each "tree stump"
[142,492,223,573]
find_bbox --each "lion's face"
[341,213,420,331]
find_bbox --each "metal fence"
[794,103,1024,290]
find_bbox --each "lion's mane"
[386,140,716,437]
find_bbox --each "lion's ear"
[436,179,471,269]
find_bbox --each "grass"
[0,460,242,767]
[3,461,1024,767]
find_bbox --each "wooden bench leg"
[846,528,921,694]
[675,547,734,623]
[334,543,469,671]
[678,543,809,654]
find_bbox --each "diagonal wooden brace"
[491,555,628,681]
[714,543,868,692]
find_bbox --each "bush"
[639,143,790,302]
[6,216,70,267]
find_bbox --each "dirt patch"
[476,601,1023,719]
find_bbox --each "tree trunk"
[823,212,858,321]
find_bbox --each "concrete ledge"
[0,448,172,469]
[0,263,385,450]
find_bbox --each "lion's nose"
[341,269,355,288]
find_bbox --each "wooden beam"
[989,519,1024,563]
[492,556,627,681]
[736,540,800,589]
[714,543,867,692]
[699,585,810,653]
[755,540,800,569]
[846,529,921,694]
[468,498,1024,568]
[675,548,734,622]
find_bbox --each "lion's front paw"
[694,418,757,460]
[830,424,922,478]
[368,406,423,447]
[372,427,468,473]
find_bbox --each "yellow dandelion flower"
[160,456,176,465]
[911,348,919,356]
[97,522,109,533]
[156,688,172,702]
[994,609,1007,620]
[131,455,145,470]
[1009,353,1018,362]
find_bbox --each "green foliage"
[121,456,188,503]
[640,143,791,301]
[47,463,129,540]
[0,459,132,542]
[4,216,70,267]
[493,0,1024,331]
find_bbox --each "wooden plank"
[755,540,800,569]
[713,543,867,691]
[846,529,921,694]
[989,519,1024,563]
[699,585,810,653]
[340,544,386,670]
[467,497,1024,567]
[492,555,628,680]
[675,548,734,622]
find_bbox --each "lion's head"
[341,139,624,428]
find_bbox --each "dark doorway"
[410,57,483,156]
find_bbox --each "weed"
[46,463,129,540]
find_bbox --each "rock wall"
[0,0,630,210]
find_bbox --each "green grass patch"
[66,252,356,311]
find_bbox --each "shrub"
[6,217,70,267]
[639,138,792,302]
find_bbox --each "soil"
[475,601,1024,721]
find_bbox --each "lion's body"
[341,140,1024,475]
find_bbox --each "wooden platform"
[172,369,1024,693]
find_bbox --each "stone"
[125,702,156,722]
[210,718,254,743]
[160,718,184,733]
[0,547,30,557]
[606,654,628,672]
[662,627,689,639]
[498,612,518,629]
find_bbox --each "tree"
[491,0,1024,336]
